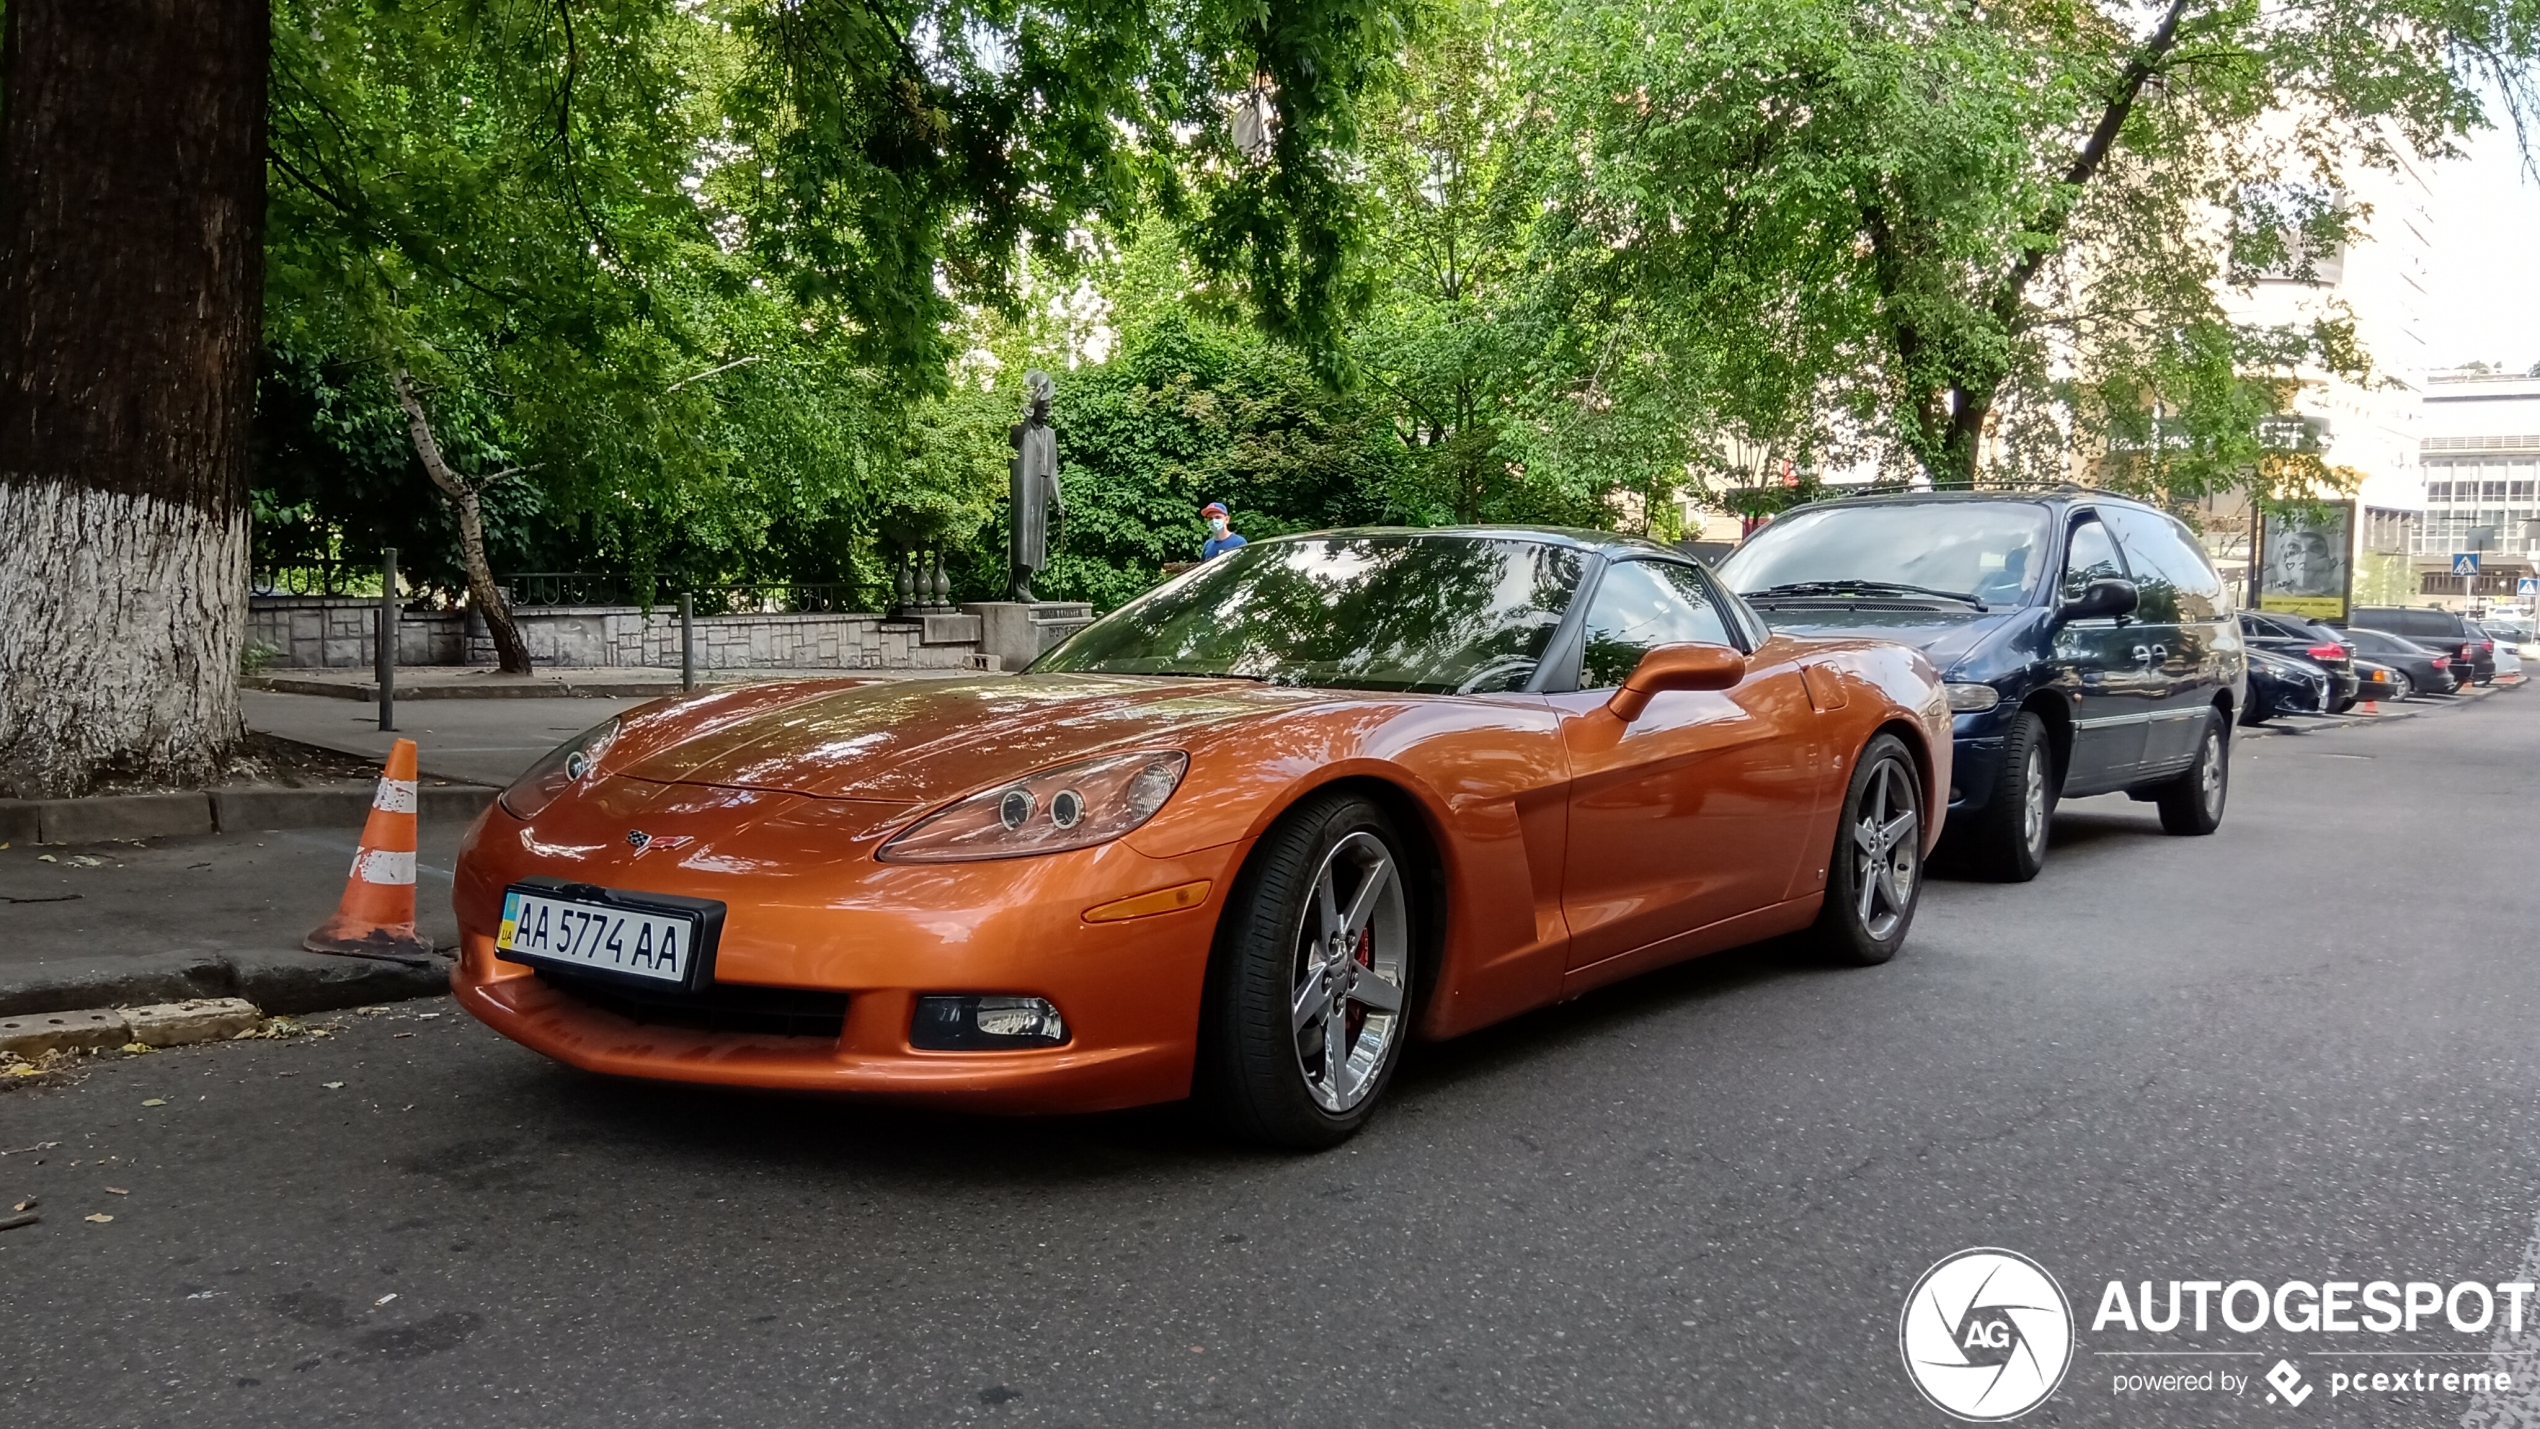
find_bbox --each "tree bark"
[0,0,267,798]
[390,370,534,674]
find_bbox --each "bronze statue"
[1008,370,1061,600]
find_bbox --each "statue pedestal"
[964,601,1093,673]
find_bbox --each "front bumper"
[450,794,1244,1114]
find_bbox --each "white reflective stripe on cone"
[351,849,418,885]
[372,779,419,814]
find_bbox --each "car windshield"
[1035,534,1586,693]
[1718,502,2052,606]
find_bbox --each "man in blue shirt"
[1200,502,1247,560]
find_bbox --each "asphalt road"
[5,696,2538,1428]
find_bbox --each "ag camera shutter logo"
[1900,1248,2074,1420]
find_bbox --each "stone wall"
[248,597,466,669]
[248,597,984,671]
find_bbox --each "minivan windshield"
[1036,534,1585,693]
[1718,502,2054,607]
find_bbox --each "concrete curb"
[0,997,262,1058]
[0,783,495,846]
[0,947,452,1019]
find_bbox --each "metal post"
[378,547,398,732]
[679,592,696,692]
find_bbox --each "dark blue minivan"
[1715,491,2246,881]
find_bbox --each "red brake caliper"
[1346,926,1374,1044]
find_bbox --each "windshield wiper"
[1125,669,1270,682]
[1747,580,1987,611]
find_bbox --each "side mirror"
[1607,643,1747,722]
[2060,577,2138,624]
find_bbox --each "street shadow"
[506,934,1844,1183]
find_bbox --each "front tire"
[1955,711,2054,883]
[2154,708,2228,835]
[1810,734,1925,966]
[2390,672,2413,700]
[1199,793,1416,1150]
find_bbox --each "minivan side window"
[1577,559,1735,688]
[2061,517,2126,604]
[2101,506,2225,622]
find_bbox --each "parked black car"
[2241,647,2331,724]
[2335,626,2459,698]
[2236,611,2359,712]
[2350,657,2409,705]
[2343,607,2493,685]
[1718,491,2247,882]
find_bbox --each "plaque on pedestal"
[964,601,1094,673]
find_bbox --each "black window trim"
[1535,553,1753,695]
[2060,507,2134,615]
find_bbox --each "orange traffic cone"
[305,738,436,962]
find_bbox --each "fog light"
[910,995,1068,1050]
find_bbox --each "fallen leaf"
[391,1032,414,1039]
[120,1042,153,1055]
[140,1098,166,1107]
[37,854,56,863]
[66,854,104,867]
[84,1213,113,1223]
[12,1198,34,1211]
[322,1082,345,1090]
[104,1187,128,1195]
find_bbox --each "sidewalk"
[0,819,469,1017]
[249,664,968,701]
[243,690,656,787]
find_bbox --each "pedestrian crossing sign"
[2453,552,2481,576]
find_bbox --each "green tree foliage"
[1028,308,1407,609]
[1539,0,2540,499]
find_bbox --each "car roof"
[1263,525,1683,560]
[1763,486,2168,519]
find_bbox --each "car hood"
[612,673,1334,804]
[1746,606,2006,675]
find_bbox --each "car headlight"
[1944,682,2002,713]
[878,751,1189,863]
[498,717,622,820]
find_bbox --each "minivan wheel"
[1199,793,1415,1150]
[2154,708,2229,836]
[1810,733,1924,966]
[1955,711,2054,883]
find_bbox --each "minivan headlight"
[878,752,1188,863]
[1944,683,2002,713]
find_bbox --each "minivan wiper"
[1747,580,1988,611]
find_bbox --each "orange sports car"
[450,528,1951,1146]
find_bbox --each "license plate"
[498,885,705,985]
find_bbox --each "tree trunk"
[0,0,267,798]
[390,370,533,674]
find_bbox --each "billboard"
[2255,502,2355,622]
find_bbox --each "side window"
[1577,560,1734,688]
[2060,517,2126,604]
[2102,506,2223,622]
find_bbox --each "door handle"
[2151,643,2169,664]
[2132,645,2152,665]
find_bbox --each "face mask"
[1208,518,1228,534]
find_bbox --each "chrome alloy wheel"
[1288,830,1410,1114]
[2019,743,2049,863]
[1851,754,1922,942]
[2196,727,2225,817]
